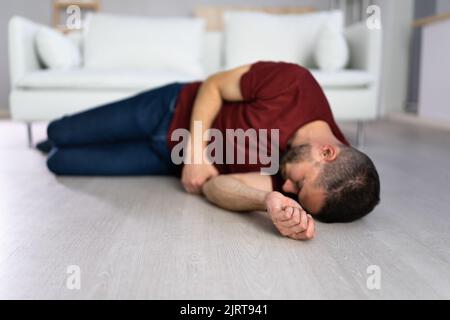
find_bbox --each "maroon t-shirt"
[167,61,349,191]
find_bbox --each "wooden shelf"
[413,11,450,28]
[54,0,100,10]
[52,0,100,32]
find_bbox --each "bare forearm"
[181,65,251,194]
[187,79,222,161]
[190,79,222,133]
[202,175,269,212]
[187,65,249,158]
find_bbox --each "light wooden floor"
[0,119,450,299]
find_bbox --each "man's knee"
[46,148,64,175]
[47,117,67,145]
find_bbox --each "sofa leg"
[26,122,33,148]
[356,121,365,147]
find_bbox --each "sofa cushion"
[310,70,374,88]
[83,13,205,77]
[17,69,203,90]
[17,69,372,91]
[224,10,344,69]
[314,22,349,71]
[35,26,81,69]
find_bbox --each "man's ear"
[320,144,338,162]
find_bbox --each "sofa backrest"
[9,14,382,87]
[203,31,223,75]
[83,13,206,78]
[222,10,344,70]
[202,10,345,76]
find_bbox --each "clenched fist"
[264,191,315,241]
[181,163,219,194]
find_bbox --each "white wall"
[101,0,330,16]
[437,0,450,13]
[418,19,450,121]
[376,0,415,115]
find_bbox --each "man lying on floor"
[38,61,380,241]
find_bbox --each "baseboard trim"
[387,112,450,131]
[0,109,10,119]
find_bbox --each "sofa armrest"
[8,16,43,87]
[345,21,382,77]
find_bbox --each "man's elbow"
[202,176,221,204]
[203,73,221,90]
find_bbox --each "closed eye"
[296,179,304,191]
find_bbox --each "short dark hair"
[315,146,380,223]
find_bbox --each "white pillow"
[314,23,349,71]
[35,26,82,69]
[83,13,205,77]
[224,10,344,69]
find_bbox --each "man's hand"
[182,65,250,195]
[265,191,315,241]
[182,163,219,194]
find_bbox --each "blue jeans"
[46,83,184,176]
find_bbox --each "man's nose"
[282,180,296,193]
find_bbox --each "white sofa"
[8,13,382,146]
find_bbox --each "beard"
[280,144,312,179]
[281,144,312,166]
